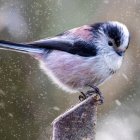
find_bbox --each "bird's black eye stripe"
[108,41,113,46]
[103,23,122,47]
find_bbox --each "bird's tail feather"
[0,40,45,54]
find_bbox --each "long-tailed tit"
[0,21,130,103]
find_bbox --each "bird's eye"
[108,41,113,46]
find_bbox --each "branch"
[52,95,98,140]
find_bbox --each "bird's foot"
[79,92,87,101]
[79,85,104,105]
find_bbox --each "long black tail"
[0,40,45,54]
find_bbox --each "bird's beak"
[116,50,125,56]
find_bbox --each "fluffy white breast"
[103,52,123,73]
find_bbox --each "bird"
[0,21,130,103]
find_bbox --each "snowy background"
[0,0,139,140]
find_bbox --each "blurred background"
[0,0,139,140]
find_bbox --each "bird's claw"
[79,92,86,101]
[89,85,104,104]
[79,85,104,105]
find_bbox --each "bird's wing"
[28,25,97,57]
[28,38,97,57]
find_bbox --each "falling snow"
[0,0,139,140]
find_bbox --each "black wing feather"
[28,38,97,57]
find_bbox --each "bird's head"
[92,21,130,56]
